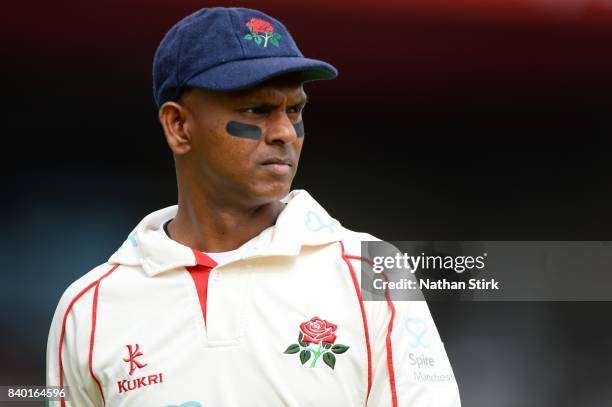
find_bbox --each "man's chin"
[251,182,292,204]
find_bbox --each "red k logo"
[122,344,147,376]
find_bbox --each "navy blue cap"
[152,7,338,108]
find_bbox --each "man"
[46,7,461,406]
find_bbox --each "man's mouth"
[260,158,293,176]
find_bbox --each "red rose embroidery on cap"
[243,17,281,48]
[246,17,274,33]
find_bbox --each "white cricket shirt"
[46,189,461,406]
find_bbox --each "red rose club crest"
[283,317,350,369]
[243,17,281,48]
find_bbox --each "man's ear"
[159,101,191,155]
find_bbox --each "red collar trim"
[192,249,218,268]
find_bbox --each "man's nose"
[264,111,298,145]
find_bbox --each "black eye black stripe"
[225,120,305,139]
[293,120,304,138]
[225,121,262,139]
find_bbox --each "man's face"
[175,74,307,206]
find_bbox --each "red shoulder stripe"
[339,241,373,405]
[341,250,398,406]
[59,263,120,406]
[89,265,119,405]
[344,254,374,267]
[381,271,398,407]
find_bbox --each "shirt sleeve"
[46,279,104,407]
[366,297,462,406]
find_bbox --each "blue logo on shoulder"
[128,233,138,247]
[165,402,202,407]
[405,318,431,349]
[305,210,337,232]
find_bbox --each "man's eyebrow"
[240,91,309,106]
[299,93,309,105]
[288,94,308,107]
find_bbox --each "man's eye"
[288,105,304,114]
[241,105,304,115]
[244,107,267,114]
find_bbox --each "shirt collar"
[108,189,346,276]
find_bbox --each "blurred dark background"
[2,0,611,406]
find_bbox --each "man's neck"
[166,192,286,253]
